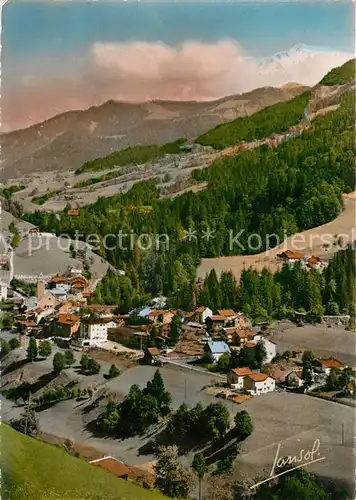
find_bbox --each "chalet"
[193,306,213,324]
[227,367,253,390]
[306,255,328,271]
[204,340,230,363]
[285,370,304,388]
[277,250,304,263]
[205,315,226,331]
[313,358,345,375]
[243,373,275,395]
[230,329,261,347]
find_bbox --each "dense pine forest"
[320,58,355,86]
[195,90,310,149]
[26,85,355,308]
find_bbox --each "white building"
[0,281,8,300]
[194,306,213,324]
[244,373,275,395]
[262,339,277,364]
[79,321,108,347]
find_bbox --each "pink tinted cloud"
[2,40,353,131]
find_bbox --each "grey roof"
[207,341,230,355]
[129,307,153,318]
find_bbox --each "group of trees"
[156,410,253,499]
[1,337,20,358]
[167,402,230,444]
[97,370,171,437]
[79,354,101,375]
[25,87,354,314]
[324,366,353,393]
[33,385,90,407]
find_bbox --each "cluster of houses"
[277,250,328,271]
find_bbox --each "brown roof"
[234,329,254,339]
[247,373,269,382]
[147,347,160,356]
[245,341,257,348]
[217,309,237,317]
[278,249,304,260]
[57,314,80,326]
[208,315,225,322]
[318,358,345,369]
[307,255,321,265]
[50,274,68,284]
[91,457,131,478]
[195,306,208,313]
[22,320,37,327]
[287,370,303,379]
[231,367,253,376]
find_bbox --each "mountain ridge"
[1,84,308,180]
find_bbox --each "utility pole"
[184,378,187,402]
[342,422,345,446]
[24,392,32,435]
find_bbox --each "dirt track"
[198,192,356,281]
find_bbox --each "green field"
[1,424,167,500]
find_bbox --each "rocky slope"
[1,85,307,180]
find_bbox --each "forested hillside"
[26,87,355,310]
[320,58,355,86]
[195,91,310,149]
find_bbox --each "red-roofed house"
[244,373,275,395]
[216,309,238,322]
[193,306,213,324]
[277,250,304,262]
[313,358,346,375]
[227,367,253,390]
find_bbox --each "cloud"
[2,40,353,131]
